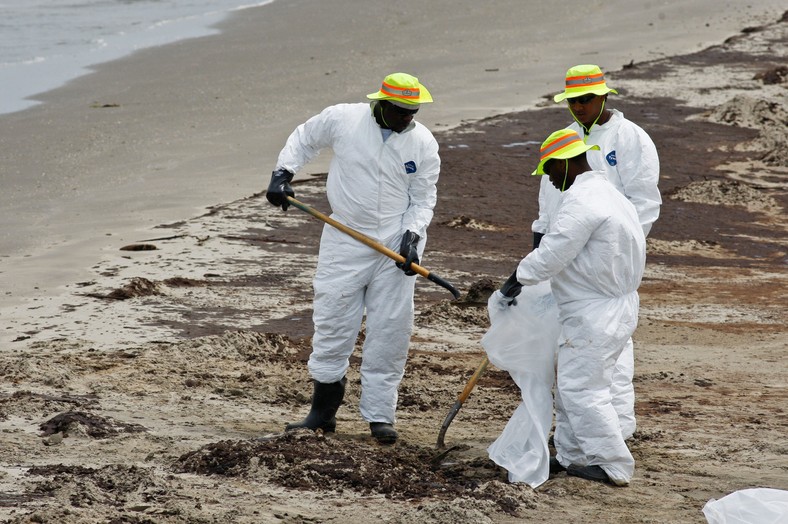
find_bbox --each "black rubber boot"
[370,422,398,444]
[566,464,610,484]
[550,456,566,474]
[285,377,346,433]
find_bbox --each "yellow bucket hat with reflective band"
[532,129,600,175]
[367,72,433,106]
[553,64,618,103]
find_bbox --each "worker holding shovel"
[498,128,646,486]
[264,72,440,444]
[533,65,661,441]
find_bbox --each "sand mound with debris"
[709,94,788,165]
[666,179,781,212]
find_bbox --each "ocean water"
[0,0,274,115]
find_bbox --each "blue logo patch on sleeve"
[606,151,617,166]
[404,161,417,174]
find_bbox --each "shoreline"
[1,0,786,311]
[0,1,276,116]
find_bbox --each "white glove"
[490,290,517,311]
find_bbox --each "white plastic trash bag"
[703,488,788,524]
[483,280,560,488]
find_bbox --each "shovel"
[286,196,461,299]
[436,356,489,448]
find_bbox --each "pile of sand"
[709,94,788,165]
[666,179,781,211]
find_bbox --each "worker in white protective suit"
[264,73,440,444]
[498,128,646,486]
[532,64,660,440]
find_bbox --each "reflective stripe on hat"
[540,132,582,161]
[565,72,606,90]
[379,81,420,101]
[553,64,617,103]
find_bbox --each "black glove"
[396,230,421,276]
[533,231,545,250]
[266,168,295,210]
[499,271,523,301]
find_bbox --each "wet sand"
[1,0,786,310]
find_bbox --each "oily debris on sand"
[176,430,535,514]
[40,411,147,439]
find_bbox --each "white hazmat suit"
[275,102,440,424]
[517,170,646,485]
[532,110,660,237]
[532,109,660,439]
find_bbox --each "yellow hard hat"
[553,64,618,103]
[532,129,600,175]
[367,72,433,106]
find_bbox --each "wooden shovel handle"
[286,196,460,299]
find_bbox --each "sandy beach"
[1,1,787,523]
[1,0,786,309]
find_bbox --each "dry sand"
[1,4,787,524]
